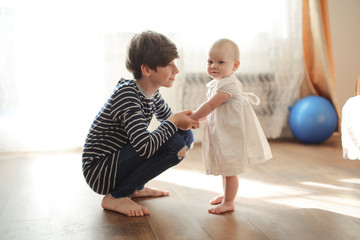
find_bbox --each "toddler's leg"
[208,175,238,214]
[209,176,225,205]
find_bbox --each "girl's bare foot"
[209,195,224,205]
[208,201,235,214]
[130,187,170,198]
[101,194,150,217]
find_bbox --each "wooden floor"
[0,135,360,240]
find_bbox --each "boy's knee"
[169,133,186,151]
[167,133,190,161]
[178,129,194,149]
[177,146,187,158]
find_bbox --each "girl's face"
[207,45,239,80]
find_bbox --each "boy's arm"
[154,91,172,122]
[190,91,230,121]
[111,87,177,159]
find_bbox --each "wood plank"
[0,136,360,240]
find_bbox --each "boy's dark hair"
[126,31,179,79]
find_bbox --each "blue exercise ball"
[289,95,338,144]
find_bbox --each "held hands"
[168,110,200,130]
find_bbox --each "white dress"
[202,74,273,176]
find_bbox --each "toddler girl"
[190,39,272,214]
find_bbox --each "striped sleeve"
[111,86,177,158]
[154,90,172,122]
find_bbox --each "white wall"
[328,0,360,110]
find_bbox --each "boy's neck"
[135,80,153,99]
[135,78,158,96]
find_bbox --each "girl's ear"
[141,64,151,77]
[233,60,240,71]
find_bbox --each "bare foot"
[209,195,224,205]
[101,194,150,217]
[130,187,170,198]
[208,201,235,214]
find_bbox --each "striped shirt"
[82,78,178,170]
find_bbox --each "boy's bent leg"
[105,132,189,216]
[93,144,166,216]
[130,145,187,198]
[110,150,183,198]
[110,133,187,199]
[177,129,194,150]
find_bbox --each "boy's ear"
[141,64,151,77]
[233,60,240,71]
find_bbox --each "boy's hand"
[169,110,200,130]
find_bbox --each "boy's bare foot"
[209,195,224,205]
[208,201,235,214]
[101,194,150,217]
[130,187,170,198]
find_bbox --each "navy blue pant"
[109,129,194,198]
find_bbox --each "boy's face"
[149,60,179,88]
[207,45,239,80]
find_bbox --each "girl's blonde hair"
[211,38,240,60]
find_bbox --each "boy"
[82,31,199,217]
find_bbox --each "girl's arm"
[190,91,230,121]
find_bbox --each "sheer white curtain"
[0,0,303,152]
[0,3,106,152]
